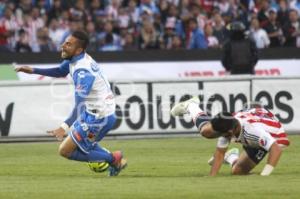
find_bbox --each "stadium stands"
[1,0,300,52]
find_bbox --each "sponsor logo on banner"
[0,78,298,137]
[110,81,294,133]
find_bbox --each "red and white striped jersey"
[217,108,290,150]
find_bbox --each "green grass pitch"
[0,135,299,199]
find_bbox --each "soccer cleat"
[207,148,239,165]
[207,156,215,166]
[224,148,239,164]
[108,151,127,176]
[108,159,127,176]
[170,96,200,116]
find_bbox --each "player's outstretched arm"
[261,142,282,176]
[210,147,227,176]
[14,66,33,74]
[15,61,69,77]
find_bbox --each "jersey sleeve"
[64,69,95,126]
[216,136,230,148]
[33,60,70,77]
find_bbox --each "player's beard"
[61,50,72,60]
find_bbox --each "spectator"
[117,7,131,30]
[93,10,108,32]
[122,32,138,50]
[98,21,121,49]
[21,12,44,52]
[15,28,32,52]
[161,20,176,49]
[204,23,219,48]
[38,0,49,12]
[199,0,217,15]
[171,35,184,49]
[139,19,161,49]
[85,21,99,52]
[186,18,208,49]
[264,9,284,47]
[214,0,231,16]
[0,19,10,51]
[47,0,64,24]
[282,9,300,47]
[179,0,191,23]
[100,32,122,51]
[289,0,300,13]
[138,0,160,18]
[1,7,19,51]
[190,3,207,31]
[69,0,89,23]
[158,0,169,24]
[35,0,49,16]
[0,1,5,18]
[36,27,55,52]
[106,0,121,21]
[249,17,270,49]
[153,12,164,35]
[212,12,228,46]
[257,0,272,28]
[277,0,290,27]
[48,18,67,51]
[15,0,32,24]
[166,4,185,40]
[89,0,106,23]
[127,0,139,24]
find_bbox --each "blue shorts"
[70,111,116,153]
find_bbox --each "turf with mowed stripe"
[0,136,299,199]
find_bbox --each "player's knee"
[58,144,71,158]
[231,165,249,175]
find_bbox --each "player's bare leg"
[231,151,257,175]
[58,135,77,158]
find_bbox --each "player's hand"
[14,66,33,74]
[47,127,66,141]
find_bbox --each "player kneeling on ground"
[171,97,290,176]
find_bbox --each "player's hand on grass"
[14,66,33,74]
[47,127,66,141]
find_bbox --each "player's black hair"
[72,30,89,50]
[211,112,238,133]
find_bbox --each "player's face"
[61,36,82,59]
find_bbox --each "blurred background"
[1,0,300,53]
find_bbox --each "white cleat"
[207,156,215,166]
[224,148,239,164]
[207,148,239,165]
[170,96,200,116]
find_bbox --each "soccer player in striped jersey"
[170,97,290,176]
[15,31,127,176]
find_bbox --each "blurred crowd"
[1,0,300,52]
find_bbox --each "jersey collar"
[70,52,85,63]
